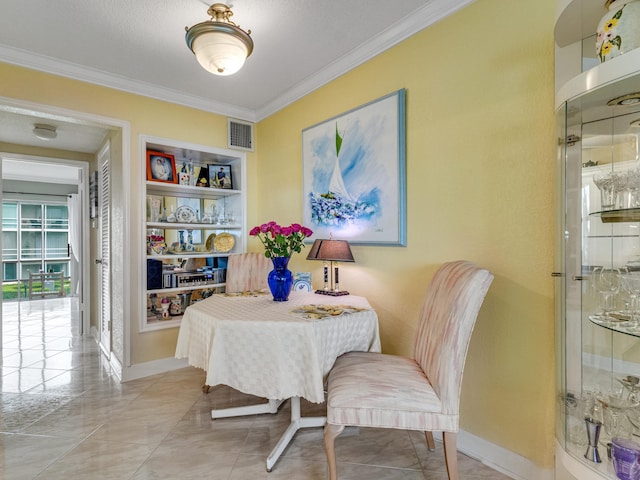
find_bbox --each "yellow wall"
[257,0,556,468]
[0,62,259,365]
[0,0,557,469]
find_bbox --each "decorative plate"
[293,280,312,292]
[214,232,235,252]
[175,205,197,223]
[205,233,217,252]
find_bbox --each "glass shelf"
[146,222,242,230]
[589,208,640,223]
[589,314,640,338]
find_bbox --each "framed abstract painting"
[302,89,406,246]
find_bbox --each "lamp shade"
[306,239,355,262]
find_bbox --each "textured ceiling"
[0,0,473,165]
[0,0,472,121]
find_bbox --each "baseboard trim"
[110,355,123,382]
[121,356,190,382]
[115,354,551,480]
[89,325,123,381]
[456,429,553,480]
[555,440,605,480]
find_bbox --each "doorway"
[1,155,88,336]
[0,97,129,375]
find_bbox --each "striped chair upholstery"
[225,253,271,293]
[324,260,493,480]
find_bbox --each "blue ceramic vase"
[268,256,293,301]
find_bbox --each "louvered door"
[98,145,111,355]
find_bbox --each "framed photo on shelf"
[196,166,209,187]
[209,164,232,189]
[147,151,177,184]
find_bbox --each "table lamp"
[306,238,354,296]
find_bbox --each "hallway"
[0,298,511,479]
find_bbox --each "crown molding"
[254,0,475,121]
[0,0,474,123]
[0,45,258,122]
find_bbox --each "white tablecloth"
[175,292,380,403]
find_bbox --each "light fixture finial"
[185,3,253,76]
[208,3,234,23]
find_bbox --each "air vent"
[228,118,254,151]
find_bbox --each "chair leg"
[324,423,345,480]
[443,431,459,480]
[425,431,436,451]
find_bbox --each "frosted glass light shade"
[192,31,249,76]
[33,123,57,140]
[185,4,253,77]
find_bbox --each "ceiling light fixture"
[185,3,253,76]
[32,123,57,140]
[607,92,640,106]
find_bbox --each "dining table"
[175,290,380,472]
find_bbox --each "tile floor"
[1,297,513,479]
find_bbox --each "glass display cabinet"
[555,1,640,478]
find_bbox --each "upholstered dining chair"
[200,252,271,394]
[225,252,271,293]
[324,260,493,480]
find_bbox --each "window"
[3,262,17,281]
[21,230,42,259]
[20,203,42,229]
[2,203,18,261]
[2,231,17,261]
[46,231,68,257]
[45,205,69,230]
[3,202,17,229]
[1,201,70,298]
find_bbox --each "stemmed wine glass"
[618,266,634,313]
[619,267,640,326]
[593,266,622,314]
[628,168,640,207]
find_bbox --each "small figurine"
[161,297,170,318]
[149,293,158,313]
[179,162,190,185]
[170,297,182,316]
